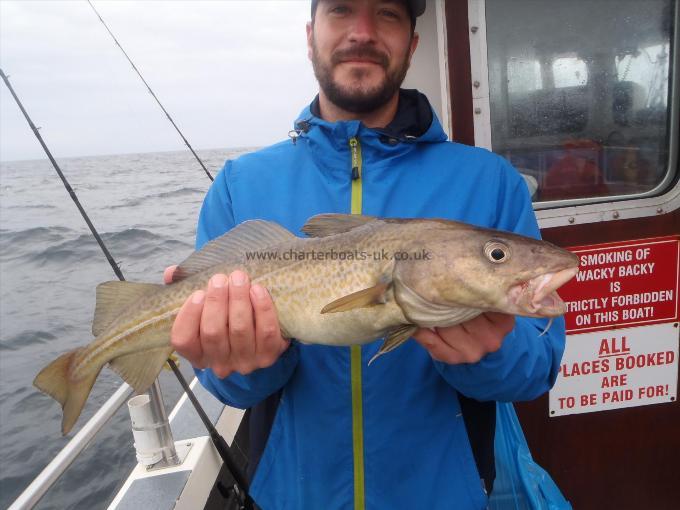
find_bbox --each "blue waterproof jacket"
[194,90,565,510]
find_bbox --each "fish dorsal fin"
[321,275,392,314]
[302,213,377,238]
[93,281,162,336]
[172,219,295,282]
[108,346,174,393]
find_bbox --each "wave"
[0,330,58,351]
[0,226,75,246]
[20,229,191,266]
[0,227,78,262]
[6,204,58,210]
[110,186,205,208]
[157,186,205,199]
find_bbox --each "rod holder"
[128,380,179,469]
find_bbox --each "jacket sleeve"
[192,161,299,409]
[434,160,566,402]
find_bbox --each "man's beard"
[311,39,411,114]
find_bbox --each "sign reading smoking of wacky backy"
[549,236,679,416]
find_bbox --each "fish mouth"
[509,266,579,317]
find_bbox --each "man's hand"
[413,312,515,364]
[165,266,290,378]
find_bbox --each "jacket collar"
[306,89,434,140]
[294,89,447,145]
[291,89,448,174]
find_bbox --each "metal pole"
[167,359,254,508]
[146,380,179,466]
[8,384,134,510]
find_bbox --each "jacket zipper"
[350,137,361,180]
[349,136,365,510]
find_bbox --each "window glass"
[553,57,588,88]
[486,0,674,203]
[508,58,543,94]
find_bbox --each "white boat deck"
[108,379,246,510]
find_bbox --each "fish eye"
[484,241,511,264]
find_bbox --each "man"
[168,1,565,508]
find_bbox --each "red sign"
[559,236,680,334]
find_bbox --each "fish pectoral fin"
[172,219,295,282]
[368,325,418,365]
[301,213,377,238]
[108,347,175,393]
[321,276,392,314]
[93,281,162,336]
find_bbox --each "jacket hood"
[291,89,448,172]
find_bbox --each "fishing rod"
[167,360,254,508]
[1,69,253,510]
[86,0,214,182]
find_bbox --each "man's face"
[307,0,419,113]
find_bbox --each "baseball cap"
[311,0,426,20]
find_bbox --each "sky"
[0,1,320,161]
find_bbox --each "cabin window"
[508,58,543,95]
[485,0,674,204]
[553,57,588,88]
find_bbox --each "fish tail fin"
[33,348,101,435]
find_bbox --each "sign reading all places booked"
[549,236,679,416]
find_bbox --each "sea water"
[0,147,251,509]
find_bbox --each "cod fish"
[34,214,579,434]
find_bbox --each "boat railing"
[8,383,134,510]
